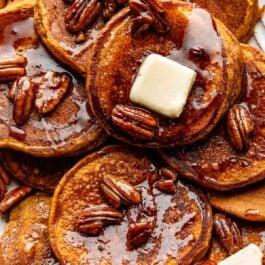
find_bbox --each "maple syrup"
[88,2,241,147]
[0,15,94,152]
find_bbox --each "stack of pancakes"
[0,0,265,264]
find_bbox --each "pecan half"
[9,76,35,125]
[160,167,178,181]
[0,186,32,214]
[65,0,101,33]
[147,170,158,186]
[0,176,7,201]
[0,165,10,185]
[126,186,157,249]
[129,0,170,34]
[156,179,176,194]
[111,104,158,140]
[127,222,153,247]
[213,213,243,255]
[102,0,118,20]
[34,71,72,114]
[227,104,254,151]
[156,167,177,194]
[100,175,141,208]
[0,55,26,82]
[76,205,123,235]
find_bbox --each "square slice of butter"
[129,53,197,118]
[218,244,263,265]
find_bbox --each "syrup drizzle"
[64,181,200,264]
[123,6,225,142]
[59,28,99,57]
[172,49,265,177]
[167,8,223,112]
[30,95,91,148]
[0,16,92,148]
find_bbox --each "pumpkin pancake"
[35,0,259,76]
[49,145,212,265]
[209,181,265,222]
[160,45,265,190]
[1,149,83,194]
[190,0,260,42]
[0,3,106,157]
[88,1,244,148]
[34,0,126,76]
[0,194,57,265]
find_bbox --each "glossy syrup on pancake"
[49,145,212,264]
[0,10,106,157]
[88,1,243,147]
[35,0,102,75]
[189,0,260,42]
[34,0,126,75]
[160,45,265,190]
[1,17,89,140]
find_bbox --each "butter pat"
[219,244,263,265]
[129,54,197,118]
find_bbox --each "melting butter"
[219,244,263,265]
[129,54,197,118]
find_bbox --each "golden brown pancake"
[0,194,57,265]
[209,182,265,222]
[34,0,101,76]
[0,3,107,157]
[160,45,265,190]
[189,0,260,42]
[1,149,83,194]
[34,0,260,76]
[49,145,212,264]
[87,1,243,148]
[34,0,126,76]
